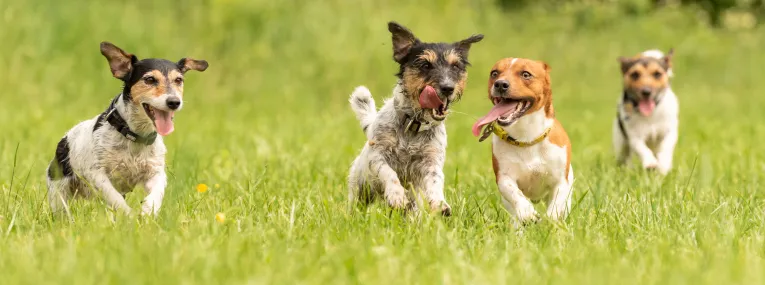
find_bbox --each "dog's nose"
[166,97,181,110]
[640,87,652,97]
[440,85,455,96]
[494,79,510,93]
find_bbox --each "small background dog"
[46,42,207,216]
[613,49,678,175]
[347,22,482,215]
[472,58,573,226]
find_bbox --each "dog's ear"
[663,48,674,77]
[100,42,137,80]
[388,22,418,63]
[455,34,484,59]
[618,56,634,74]
[178,58,209,74]
[541,61,551,72]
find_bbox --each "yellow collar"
[492,121,552,147]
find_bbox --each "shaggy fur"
[613,49,678,175]
[46,42,207,216]
[347,22,483,215]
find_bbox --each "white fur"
[46,94,171,216]
[347,83,451,214]
[612,88,679,175]
[492,109,574,227]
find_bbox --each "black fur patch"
[48,136,73,179]
[621,57,669,74]
[93,95,120,132]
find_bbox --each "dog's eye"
[422,61,433,70]
[652,71,662,79]
[144,76,157,85]
[451,64,462,71]
[490,71,499,78]
[521,71,532,79]
[175,77,184,85]
[629,71,640,80]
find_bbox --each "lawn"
[1,0,764,284]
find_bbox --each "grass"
[1,0,765,284]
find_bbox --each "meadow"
[1,0,764,284]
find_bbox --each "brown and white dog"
[472,58,573,226]
[613,49,678,175]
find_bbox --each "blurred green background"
[1,0,764,284]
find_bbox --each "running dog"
[613,49,678,175]
[348,22,483,215]
[46,42,208,216]
[472,58,573,226]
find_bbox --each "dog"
[347,22,483,215]
[471,58,573,226]
[613,49,678,175]
[46,42,208,216]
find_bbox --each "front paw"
[514,201,540,226]
[430,200,452,217]
[642,157,659,170]
[140,202,160,217]
[384,185,410,210]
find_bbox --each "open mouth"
[471,96,533,137]
[492,97,532,126]
[142,103,176,136]
[419,86,450,121]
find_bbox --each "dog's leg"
[655,129,678,175]
[420,168,451,216]
[47,176,72,214]
[367,151,411,210]
[629,138,658,170]
[348,156,377,206]
[84,171,131,214]
[546,175,573,222]
[141,170,167,216]
[612,119,630,165]
[497,177,539,226]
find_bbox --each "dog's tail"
[349,86,377,136]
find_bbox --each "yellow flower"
[214,183,220,189]
[215,212,226,224]
[196,183,208,193]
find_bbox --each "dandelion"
[196,183,208,193]
[215,212,226,224]
[214,183,220,189]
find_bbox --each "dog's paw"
[429,200,452,217]
[642,158,659,171]
[384,185,410,210]
[514,202,540,226]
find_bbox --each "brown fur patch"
[444,49,461,65]
[419,49,438,65]
[548,119,572,182]
[488,58,554,118]
[402,68,428,101]
[491,147,499,184]
[621,60,669,94]
[130,70,168,103]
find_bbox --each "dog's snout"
[440,85,455,96]
[640,87,652,97]
[166,97,181,110]
[494,79,510,93]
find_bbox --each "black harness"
[94,95,157,145]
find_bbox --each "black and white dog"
[46,42,207,216]
[348,22,483,215]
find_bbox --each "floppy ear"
[177,58,209,74]
[100,42,136,80]
[455,34,484,59]
[388,21,418,63]
[618,56,634,74]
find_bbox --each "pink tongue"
[419,86,443,109]
[154,110,175,136]
[471,101,519,137]
[638,99,656,116]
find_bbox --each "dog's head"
[618,49,673,116]
[100,42,208,136]
[388,22,483,121]
[472,58,552,136]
